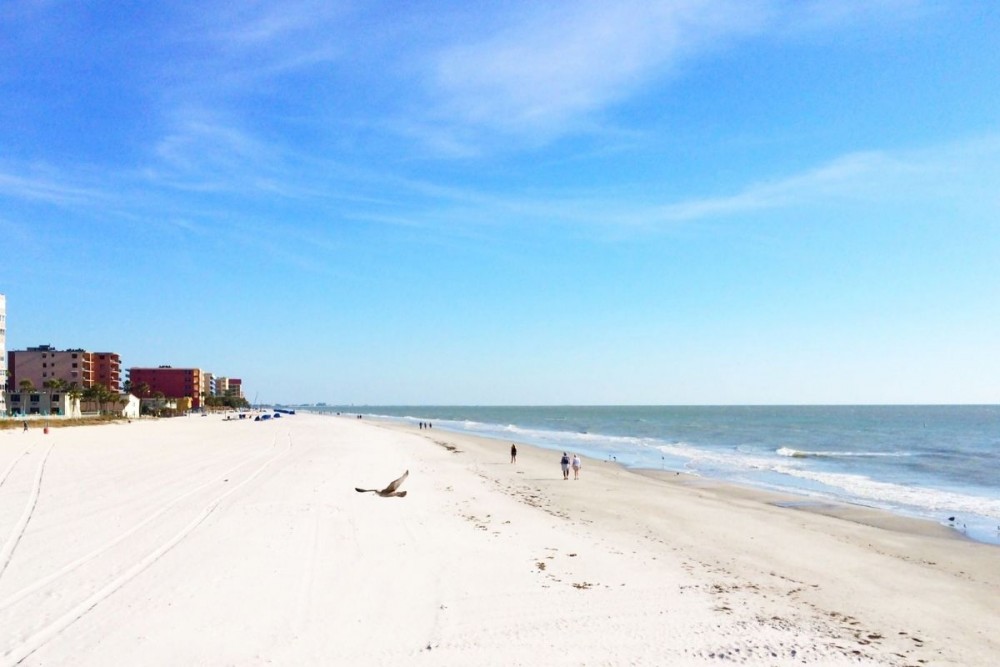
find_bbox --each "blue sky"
[2,0,999,405]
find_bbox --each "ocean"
[312,405,1000,545]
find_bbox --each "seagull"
[356,470,409,497]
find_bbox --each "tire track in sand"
[0,437,284,613]
[1,435,292,667]
[0,443,55,583]
[0,448,31,491]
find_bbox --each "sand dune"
[0,413,996,666]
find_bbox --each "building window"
[30,394,40,403]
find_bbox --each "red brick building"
[129,367,203,408]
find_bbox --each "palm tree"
[151,390,166,417]
[19,379,35,394]
[46,379,66,393]
[42,379,61,415]
[82,385,98,412]
[103,385,119,416]
[83,384,112,415]
[67,386,83,415]
[94,383,114,415]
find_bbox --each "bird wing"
[380,470,409,494]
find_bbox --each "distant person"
[560,452,570,480]
[571,454,582,480]
[510,444,517,463]
[23,420,29,432]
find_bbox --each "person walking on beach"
[560,452,570,480]
[23,420,28,432]
[571,454,582,480]
[510,443,517,463]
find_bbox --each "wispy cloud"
[170,0,353,82]
[0,0,969,248]
[104,0,941,184]
[773,0,933,36]
[649,135,1000,224]
[652,151,908,222]
[146,108,282,190]
[0,166,111,207]
[423,1,768,142]
[354,134,1000,233]
[414,0,930,151]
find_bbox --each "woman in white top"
[571,454,582,480]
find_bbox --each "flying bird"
[356,470,409,497]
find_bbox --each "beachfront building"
[140,396,178,415]
[0,293,6,414]
[213,376,243,399]
[7,345,122,391]
[129,366,203,409]
[92,352,121,390]
[121,394,141,419]
[79,393,140,419]
[201,371,215,400]
[6,389,82,417]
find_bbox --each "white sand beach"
[1,414,996,666]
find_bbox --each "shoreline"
[364,413,979,545]
[371,415,979,547]
[630,468,967,543]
